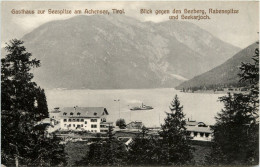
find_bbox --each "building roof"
[50,107,61,113]
[186,121,199,126]
[50,110,60,113]
[127,121,142,125]
[186,126,212,133]
[186,121,206,126]
[37,118,51,125]
[59,107,108,118]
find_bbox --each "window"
[70,112,73,115]
[81,119,84,122]
[81,124,83,127]
[77,119,79,122]
[101,118,107,122]
[77,112,81,116]
[200,133,204,137]
[73,119,75,122]
[91,125,97,128]
[85,121,87,124]
[64,124,66,127]
[94,112,97,116]
[69,119,71,122]
[194,132,198,137]
[64,119,67,122]
[73,124,75,127]
[91,119,97,122]
[100,125,106,128]
[205,133,209,137]
[63,112,67,115]
[68,124,71,127]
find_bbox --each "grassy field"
[192,144,211,165]
[65,140,211,166]
[65,141,90,166]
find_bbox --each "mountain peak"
[18,15,240,89]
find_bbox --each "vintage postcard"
[1,1,259,166]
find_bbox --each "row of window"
[188,132,210,138]
[63,112,98,116]
[64,118,97,122]
[64,124,83,128]
[64,124,98,128]
[63,112,81,116]
[91,119,97,122]
[100,125,108,128]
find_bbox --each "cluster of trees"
[1,40,67,166]
[206,42,259,165]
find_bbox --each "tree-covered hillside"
[176,42,258,90]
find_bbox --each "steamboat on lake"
[130,103,153,111]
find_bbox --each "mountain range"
[175,42,258,90]
[6,15,240,89]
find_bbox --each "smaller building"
[126,121,143,129]
[100,122,113,133]
[49,107,61,125]
[118,137,133,150]
[186,126,212,141]
[186,120,213,141]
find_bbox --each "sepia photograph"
[1,1,259,166]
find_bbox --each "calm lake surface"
[45,88,225,127]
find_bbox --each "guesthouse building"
[59,106,112,133]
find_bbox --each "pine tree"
[208,93,257,165]
[1,39,67,166]
[159,95,193,165]
[239,42,259,113]
[1,40,48,121]
[127,127,160,165]
[207,42,259,165]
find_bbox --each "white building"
[186,120,213,141]
[58,107,112,133]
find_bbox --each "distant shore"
[180,90,249,95]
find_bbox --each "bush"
[116,119,126,129]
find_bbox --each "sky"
[1,1,259,48]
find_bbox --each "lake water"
[45,88,225,127]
